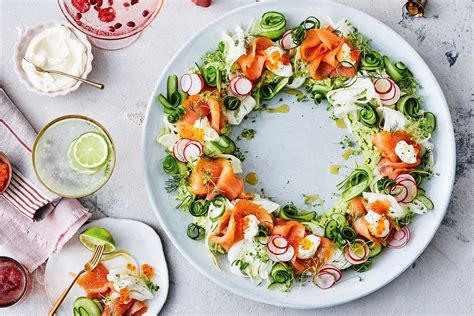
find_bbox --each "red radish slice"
[313,272,336,289]
[183,141,202,162]
[319,265,342,282]
[374,78,394,95]
[280,29,296,50]
[344,242,369,265]
[388,227,411,248]
[389,183,409,203]
[172,138,191,162]
[274,245,295,262]
[396,174,416,185]
[234,77,253,96]
[187,73,204,95]
[381,84,401,106]
[180,74,192,93]
[229,76,243,96]
[397,180,417,203]
[267,235,290,255]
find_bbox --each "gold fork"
[23,58,104,90]
[48,245,105,316]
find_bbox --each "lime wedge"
[79,226,116,253]
[72,132,109,169]
[67,140,100,175]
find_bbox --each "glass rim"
[57,0,164,41]
[32,114,116,198]
[0,256,30,308]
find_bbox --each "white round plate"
[142,1,455,309]
[45,218,169,315]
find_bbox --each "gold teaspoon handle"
[47,70,104,90]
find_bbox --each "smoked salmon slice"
[178,94,223,134]
[237,37,274,80]
[300,28,360,80]
[371,131,421,179]
[208,199,274,250]
[77,263,110,299]
[190,158,245,201]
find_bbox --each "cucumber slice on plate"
[74,297,101,316]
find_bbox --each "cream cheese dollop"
[21,25,87,92]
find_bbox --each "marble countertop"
[0,0,472,315]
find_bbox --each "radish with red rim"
[229,76,252,97]
[344,241,369,265]
[389,183,409,203]
[313,272,336,289]
[187,73,204,95]
[172,138,191,162]
[388,226,410,248]
[280,29,296,50]
[180,74,192,93]
[319,265,342,282]
[374,78,401,106]
[183,141,203,162]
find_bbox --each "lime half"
[79,226,116,253]
[72,132,109,169]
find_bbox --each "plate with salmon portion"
[142,1,455,308]
[45,218,169,315]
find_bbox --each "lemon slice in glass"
[79,226,116,253]
[72,132,109,169]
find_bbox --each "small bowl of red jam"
[0,152,12,194]
[0,257,31,308]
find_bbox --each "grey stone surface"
[0,0,472,315]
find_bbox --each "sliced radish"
[388,227,410,248]
[319,265,342,282]
[183,141,202,162]
[313,272,336,289]
[172,138,191,162]
[233,77,253,96]
[397,180,417,203]
[180,74,192,93]
[389,183,409,203]
[280,29,296,50]
[267,235,290,256]
[374,78,394,95]
[395,174,416,185]
[344,242,369,265]
[374,78,401,106]
[187,73,204,95]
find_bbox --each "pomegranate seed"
[75,12,82,20]
[97,0,103,6]
[108,0,113,5]
[142,9,149,17]
[130,0,138,5]
[72,0,90,13]
[126,21,135,27]
[114,22,122,29]
[94,5,100,11]
[98,7,116,22]
[89,0,97,5]
[123,2,130,7]
[108,26,115,32]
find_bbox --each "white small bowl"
[13,20,94,97]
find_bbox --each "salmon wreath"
[155,11,437,291]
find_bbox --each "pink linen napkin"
[0,87,91,271]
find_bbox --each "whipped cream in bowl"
[14,21,93,97]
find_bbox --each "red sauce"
[0,257,30,307]
[0,160,9,192]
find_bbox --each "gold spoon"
[0,152,12,194]
[23,59,104,90]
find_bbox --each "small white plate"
[45,218,169,315]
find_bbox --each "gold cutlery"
[48,244,105,316]
[23,59,104,90]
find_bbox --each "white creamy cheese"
[243,214,260,240]
[21,25,87,92]
[394,140,417,164]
